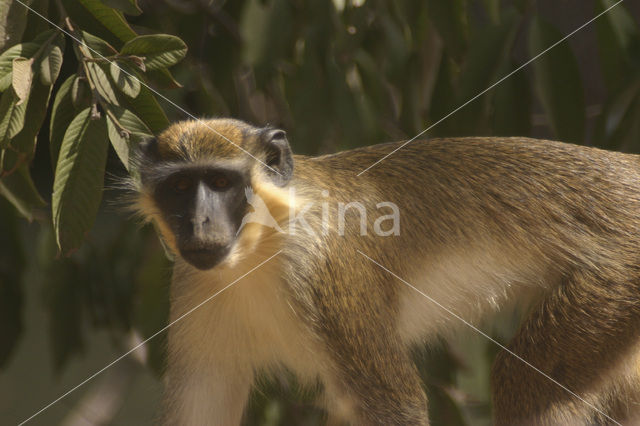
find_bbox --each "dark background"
[1,0,640,425]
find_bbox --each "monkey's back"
[297,137,640,274]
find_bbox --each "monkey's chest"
[170,274,324,381]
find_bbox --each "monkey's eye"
[172,176,193,193]
[210,175,230,190]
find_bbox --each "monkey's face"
[154,164,249,270]
[135,119,294,270]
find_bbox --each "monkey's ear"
[263,128,293,186]
[136,136,159,161]
[134,137,160,184]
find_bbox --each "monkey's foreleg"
[307,274,429,425]
[161,305,255,426]
[161,356,254,426]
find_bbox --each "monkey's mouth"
[180,246,230,270]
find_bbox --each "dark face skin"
[154,165,249,270]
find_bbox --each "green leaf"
[0,148,20,175]
[604,79,640,138]
[52,108,109,254]
[0,42,39,91]
[454,12,520,135]
[483,0,500,24]
[71,75,90,109]
[354,49,394,117]
[121,84,169,133]
[10,80,53,157]
[106,115,129,169]
[0,165,46,222]
[39,33,65,86]
[492,59,532,136]
[80,31,118,58]
[529,17,585,143]
[428,53,458,137]
[11,57,33,105]
[121,34,187,70]
[101,0,142,16]
[109,60,141,98]
[0,89,27,148]
[109,105,151,134]
[595,79,640,151]
[0,0,30,51]
[146,67,182,89]
[77,0,137,42]
[425,0,468,59]
[50,75,79,167]
[458,12,519,99]
[609,96,640,152]
[106,106,151,169]
[87,62,119,105]
[379,15,410,76]
[240,0,292,78]
[30,28,57,46]
[595,0,639,92]
[125,54,145,71]
[620,99,640,152]
[327,59,361,142]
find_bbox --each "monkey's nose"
[191,215,210,225]
[191,216,211,239]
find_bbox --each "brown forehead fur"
[155,118,259,161]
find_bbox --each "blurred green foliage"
[0,0,639,424]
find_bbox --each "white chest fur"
[169,255,323,382]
